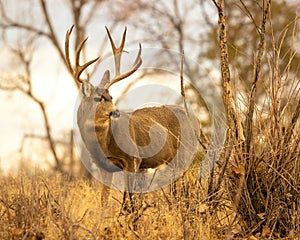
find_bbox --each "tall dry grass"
[0,167,226,240]
[208,0,300,238]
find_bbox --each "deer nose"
[110,109,120,118]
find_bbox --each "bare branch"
[0,39,62,171]
[39,0,66,71]
[211,0,220,9]
[245,0,271,154]
[238,0,259,31]
[0,1,49,37]
[213,0,245,142]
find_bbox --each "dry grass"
[0,167,228,240]
[207,1,300,238]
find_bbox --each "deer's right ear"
[99,70,110,87]
[81,81,93,97]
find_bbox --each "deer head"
[65,25,141,122]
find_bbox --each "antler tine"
[105,26,127,76]
[104,26,142,89]
[74,38,100,82]
[65,25,100,83]
[65,25,75,77]
[105,42,142,89]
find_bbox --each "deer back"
[105,105,200,172]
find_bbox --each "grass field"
[0,168,231,240]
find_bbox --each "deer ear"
[99,70,110,87]
[81,81,93,97]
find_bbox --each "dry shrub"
[209,0,299,238]
[224,13,300,240]
[227,85,300,237]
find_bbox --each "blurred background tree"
[201,0,300,96]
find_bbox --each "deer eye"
[93,97,101,102]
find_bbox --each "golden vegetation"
[0,168,229,240]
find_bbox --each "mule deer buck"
[65,25,200,202]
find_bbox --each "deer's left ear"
[99,70,110,87]
[81,81,93,97]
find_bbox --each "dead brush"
[225,9,300,240]
[0,173,46,239]
[209,0,299,238]
[227,92,300,237]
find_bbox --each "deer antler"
[65,25,100,83]
[104,26,142,89]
